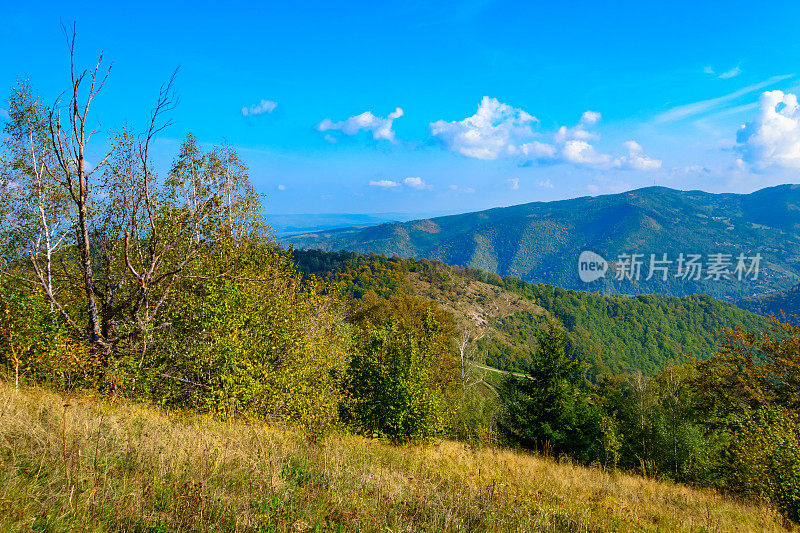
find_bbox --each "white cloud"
[614,141,662,171]
[318,108,404,142]
[403,177,430,190]
[241,99,277,117]
[622,140,643,152]
[737,90,800,169]
[655,74,792,123]
[369,179,400,188]
[430,96,537,159]
[719,67,742,79]
[562,140,611,166]
[507,178,519,190]
[580,110,601,126]
[431,99,659,172]
[537,179,554,189]
[277,184,286,191]
[524,114,659,171]
[449,184,475,194]
[704,65,742,79]
[553,111,602,144]
[519,141,557,160]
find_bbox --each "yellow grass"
[0,381,789,532]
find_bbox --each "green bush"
[729,406,800,521]
[343,297,455,442]
[136,245,350,439]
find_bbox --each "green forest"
[293,249,769,375]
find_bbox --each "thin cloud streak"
[654,74,793,123]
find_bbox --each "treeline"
[292,241,800,520]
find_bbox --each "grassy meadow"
[0,381,788,532]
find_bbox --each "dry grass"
[0,381,789,532]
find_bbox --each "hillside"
[738,282,800,322]
[293,251,769,376]
[0,383,787,532]
[285,185,800,300]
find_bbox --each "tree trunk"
[78,185,104,350]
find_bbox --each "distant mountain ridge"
[283,184,800,300]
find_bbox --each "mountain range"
[283,184,800,300]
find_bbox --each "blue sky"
[4,0,800,216]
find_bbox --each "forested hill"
[293,250,769,377]
[737,281,800,322]
[284,185,800,300]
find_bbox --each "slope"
[293,251,769,376]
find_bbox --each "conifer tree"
[498,322,601,461]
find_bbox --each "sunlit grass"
[0,381,788,532]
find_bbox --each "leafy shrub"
[136,245,350,439]
[729,406,800,521]
[343,296,456,442]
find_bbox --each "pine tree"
[498,322,601,461]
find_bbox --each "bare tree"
[631,370,651,463]
[457,326,485,390]
[46,24,113,349]
[661,366,682,477]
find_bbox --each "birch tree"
[1,80,72,314]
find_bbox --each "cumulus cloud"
[737,90,800,169]
[369,179,401,188]
[614,141,662,171]
[537,179,555,189]
[430,96,537,159]
[403,177,431,190]
[507,178,519,190]
[430,98,659,172]
[580,110,601,126]
[241,99,277,117]
[277,184,286,191]
[553,111,601,144]
[524,115,660,171]
[318,108,404,142]
[519,141,557,160]
[562,140,611,166]
[449,184,475,194]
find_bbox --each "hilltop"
[285,185,800,300]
